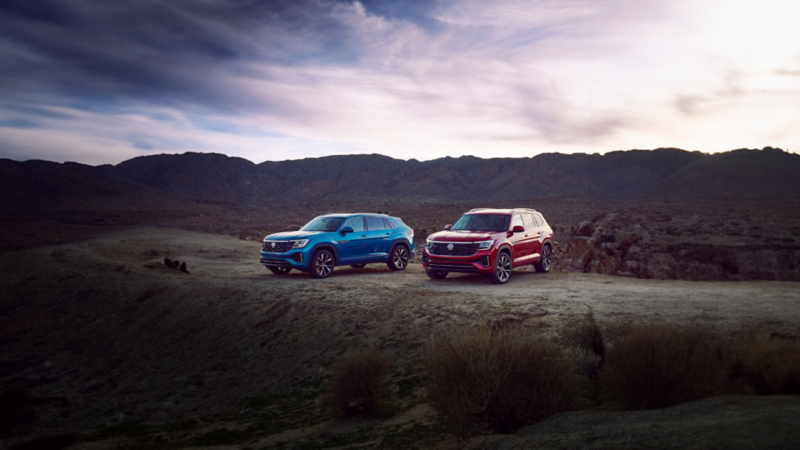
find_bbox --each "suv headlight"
[476,240,494,249]
[425,238,433,248]
[290,239,309,248]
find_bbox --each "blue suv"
[260,213,415,278]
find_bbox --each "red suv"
[422,208,554,284]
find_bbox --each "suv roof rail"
[468,208,491,212]
[512,207,539,213]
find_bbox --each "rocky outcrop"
[466,395,800,450]
[557,210,800,281]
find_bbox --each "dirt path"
[2,228,799,449]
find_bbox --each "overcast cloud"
[0,0,799,164]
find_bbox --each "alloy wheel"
[393,247,409,269]
[542,246,551,271]
[496,253,511,283]
[314,252,333,277]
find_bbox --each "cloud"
[1,0,799,163]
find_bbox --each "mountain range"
[2,147,799,213]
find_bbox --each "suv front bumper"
[260,250,309,271]
[422,248,493,273]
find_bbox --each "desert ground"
[2,226,799,449]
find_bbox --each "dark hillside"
[0,159,145,215]
[100,147,793,203]
[2,147,799,212]
[105,152,266,203]
[646,147,800,199]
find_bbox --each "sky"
[0,0,799,165]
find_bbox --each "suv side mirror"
[444,224,452,231]
[341,226,354,234]
[512,225,525,233]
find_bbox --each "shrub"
[0,388,37,436]
[561,309,606,406]
[9,434,80,450]
[327,349,392,417]
[731,334,800,395]
[425,324,579,436]
[601,323,726,409]
[562,308,605,381]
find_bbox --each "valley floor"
[2,228,799,449]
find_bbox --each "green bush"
[327,349,392,417]
[425,324,579,436]
[601,323,726,409]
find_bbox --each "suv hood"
[264,231,324,241]
[428,230,498,242]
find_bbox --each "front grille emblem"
[447,243,454,251]
[271,242,276,249]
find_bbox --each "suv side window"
[366,216,386,230]
[522,213,536,230]
[343,217,365,232]
[383,218,398,229]
[534,213,545,227]
[510,214,523,230]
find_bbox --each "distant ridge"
[2,147,799,211]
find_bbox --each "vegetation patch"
[601,323,727,409]
[325,349,392,417]
[425,324,579,436]
[731,333,800,395]
[9,433,80,450]
[0,387,38,437]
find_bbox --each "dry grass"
[731,334,800,395]
[425,324,579,436]
[561,308,606,406]
[601,323,727,409]
[326,349,392,417]
[562,308,605,381]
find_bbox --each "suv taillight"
[409,229,414,237]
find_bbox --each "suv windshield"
[451,214,510,232]
[301,216,345,232]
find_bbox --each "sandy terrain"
[2,228,799,449]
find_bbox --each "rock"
[556,210,800,281]
[574,221,595,237]
[467,395,800,450]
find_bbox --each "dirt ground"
[2,228,800,449]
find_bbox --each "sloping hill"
[2,147,798,212]
[0,159,146,215]
[103,152,267,203]
[646,147,800,199]
[101,147,795,203]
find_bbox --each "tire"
[426,269,448,279]
[310,249,335,279]
[268,266,292,275]
[350,263,367,269]
[489,251,512,284]
[534,244,552,273]
[387,245,410,271]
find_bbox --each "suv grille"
[262,241,292,253]
[429,242,481,256]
